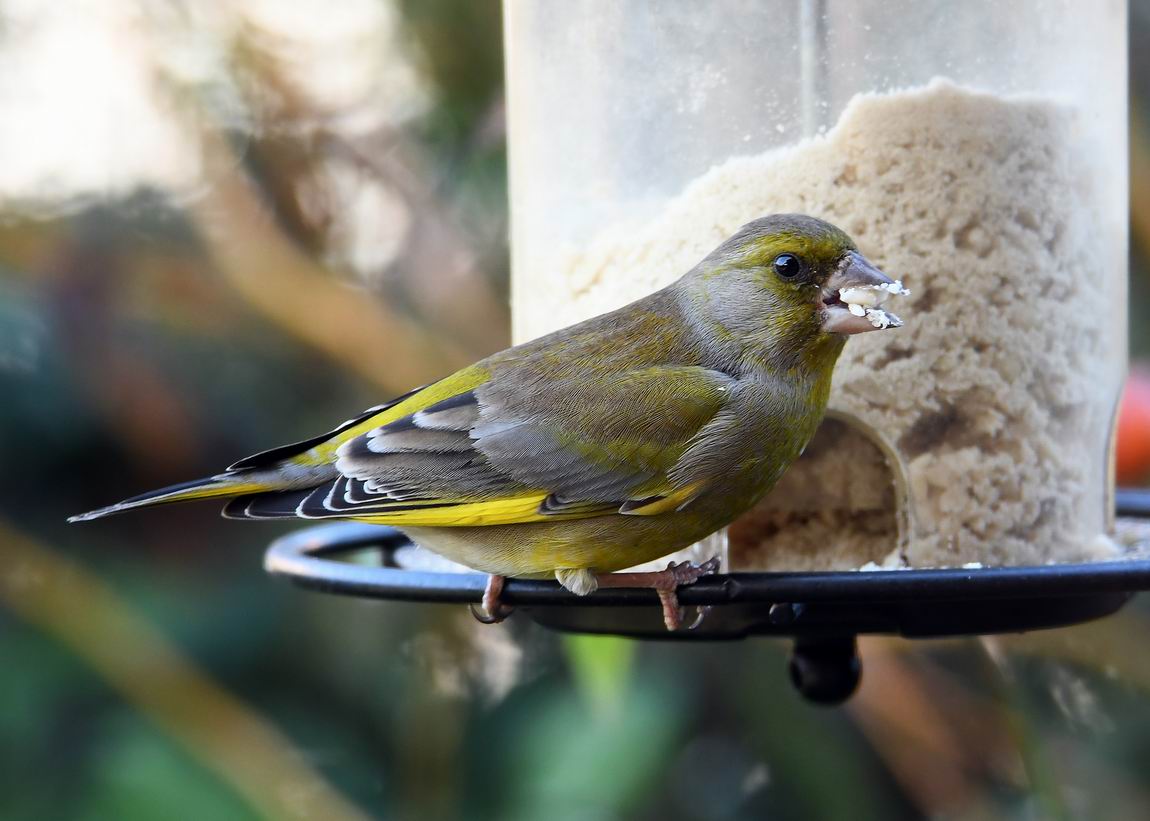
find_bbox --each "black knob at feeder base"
[788,636,861,705]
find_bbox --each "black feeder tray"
[265,489,1150,706]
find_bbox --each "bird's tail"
[68,473,278,523]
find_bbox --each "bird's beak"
[820,251,908,335]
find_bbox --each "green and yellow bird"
[71,214,906,629]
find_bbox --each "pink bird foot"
[595,556,720,631]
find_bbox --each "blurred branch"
[190,127,474,392]
[847,637,1021,815]
[0,519,369,821]
[103,0,514,395]
[229,17,510,356]
[326,131,509,354]
[47,232,204,479]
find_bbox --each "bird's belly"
[397,396,821,580]
[401,512,727,579]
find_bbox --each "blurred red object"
[1117,367,1150,485]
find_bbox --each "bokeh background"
[3,2,1150,819]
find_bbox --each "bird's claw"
[653,557,720,632]
[685,605,712,631]
[469,602,514,624]
[470,574,515,625]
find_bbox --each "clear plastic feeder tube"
[504,0,1128,570]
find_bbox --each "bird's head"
[686,214,906,369]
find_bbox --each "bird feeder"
[504,0,1129,572]
[265,1,1145,704]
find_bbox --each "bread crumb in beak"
[864,307,900,329]
[839,281,910,308]
[837,281,909,330]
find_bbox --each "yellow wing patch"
[619,481,706,516]
[345,482,705,527]
[346,492,591,527]
[290,365,491,468]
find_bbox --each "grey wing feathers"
[332,386,657,509]
[333,391,523,503]
[472,418,655,503]
[224,368,733,522]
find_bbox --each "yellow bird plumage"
[71,214,905,628]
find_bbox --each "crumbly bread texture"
[727,417,902,570]
[518,79,1124,570]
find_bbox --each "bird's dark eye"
[773,253,802,279]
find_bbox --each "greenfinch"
[71,214,906,629]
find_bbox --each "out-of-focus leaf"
[503,671,686,821]
[564,634,634,718]
[77,712,259,821]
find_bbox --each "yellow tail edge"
[68,475,271,523]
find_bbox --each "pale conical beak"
[820,251,908,335]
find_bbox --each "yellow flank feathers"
[620,481,705,516]
[348,493,599,527]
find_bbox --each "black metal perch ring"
[265,488,1150,705]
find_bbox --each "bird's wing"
[224,364,735,526]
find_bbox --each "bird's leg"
[469,574,515,624]
[593,557,720,631]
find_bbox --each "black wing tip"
[223,489,313,520]
[221,496,256,519]
[227,384,429,471]
[422,390,477,413]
